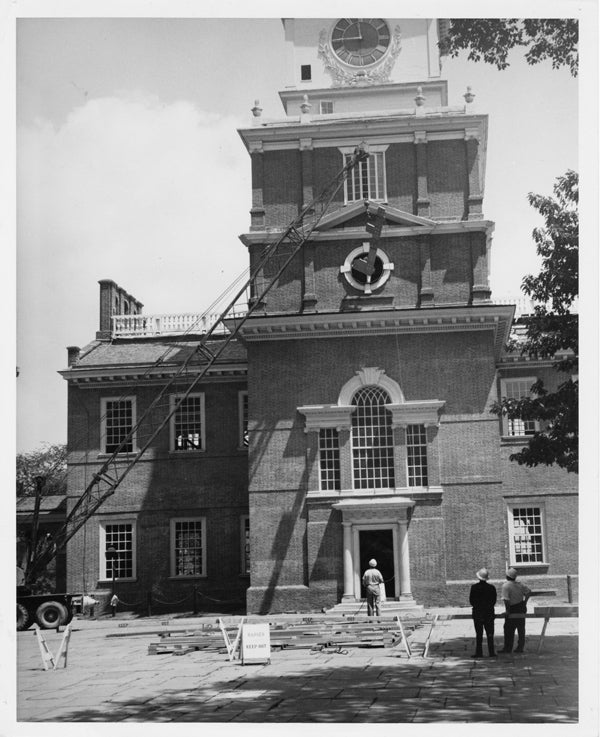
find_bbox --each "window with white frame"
[101,397,136,454]
[319,428,341,491]
[100,520,136,580]
[341,146,387,203]
[238,391,249,448]
[320,100,334,114]
[500,378,539,436]
[241,515,250,575]
[170,518,206,577]
[170,393,205,451]
[508,505,546,564]
[407,424,428,486]
[352,386,395,489]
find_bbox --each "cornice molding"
[227,305,514,362]
[298,404,355,432]
[239,219,495,246]
[59,363,247,385]
[238,113,488,153]
[387,400,445,428]
[308,487,442,504]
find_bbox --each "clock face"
[331,18,391,67]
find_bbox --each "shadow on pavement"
[27,634,578,724]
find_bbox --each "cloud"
[17,94,252,450]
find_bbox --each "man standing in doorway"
[499,567,531,654]
[362,558,384,617]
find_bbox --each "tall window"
[171,393,205,451]
[344,150,386,202]
[508,506,545,564]
[500,378,539,436]
[101,397,135,454]
[100,520,136,580]
[319,428,341,491]
[407,424,428,486]
[352,386,395,489]
[170,518,206,577]
[238,391,249,448]
[241,515,250,575]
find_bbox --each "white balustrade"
[112,307,247,338]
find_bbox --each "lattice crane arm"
[25,143,370,584]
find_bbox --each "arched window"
[352,386,395,489]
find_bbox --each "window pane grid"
[511,507,544,563]
[319,428,341,490]
[352,386,395,489]
[105,400,133,453]
[105,523,133,578]
[503,379,537,436]
[407,424,428,486]
[174,395,203,450]
[345,152,385,202]
[174,520,204,576]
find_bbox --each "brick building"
[60,19,577,613]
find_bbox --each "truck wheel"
[17,603,31,631]
[35,601,68,629]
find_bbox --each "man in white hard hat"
[469,567,497,657]
[362,559,384,617]
[499,567,531,654]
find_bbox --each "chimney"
[96,279,144,340]
[67,346,81,366]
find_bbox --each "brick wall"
[249,229,488,315]
[427,140,468,219]
[65,378,249,609]
[259,140,470,228]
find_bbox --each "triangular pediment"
[316,200,437,231]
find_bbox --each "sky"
[7,5,588,454]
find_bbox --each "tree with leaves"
[16,443,67,498]
[439,19,578,76]
[492,171,578,473]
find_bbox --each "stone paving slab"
[9,610,584,726]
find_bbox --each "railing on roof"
[112,307,248,338]
[492,296,536,316]
[111,297,575,338]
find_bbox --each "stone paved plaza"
[11,610,584,727]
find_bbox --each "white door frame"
[352,523,399,599]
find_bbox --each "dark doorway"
[359,529,394,598]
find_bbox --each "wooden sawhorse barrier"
[423,605,578,656]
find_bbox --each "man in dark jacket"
[469,567,497,657]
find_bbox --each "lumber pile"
[147,615,428,656]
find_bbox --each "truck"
[17,584,75,631]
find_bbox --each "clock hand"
[342,35,363,41]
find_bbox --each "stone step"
[326,599,425,616]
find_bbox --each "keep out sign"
[241,623,271,664]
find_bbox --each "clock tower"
[237,19,514,614]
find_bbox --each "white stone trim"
[386,400,445,428]
[298,404,355,432]
[340,243,394,294]
[338,367,404,405]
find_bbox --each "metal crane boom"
[26,143,369,584]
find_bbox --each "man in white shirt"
[499,567,532,654]
[362,559,384,617]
